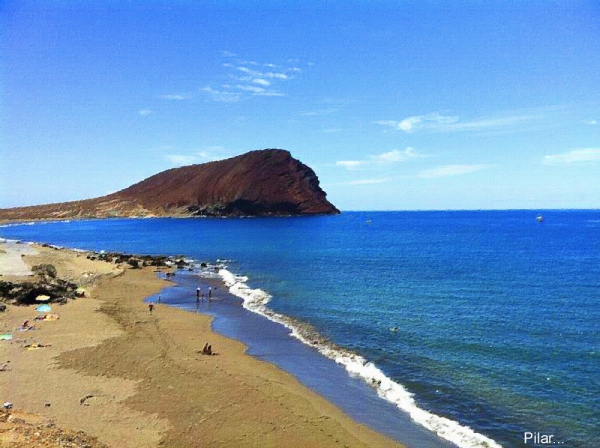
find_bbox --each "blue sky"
[2,0,600,210]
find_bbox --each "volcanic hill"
[0,149,339,221]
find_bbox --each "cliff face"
[0,149,339,221]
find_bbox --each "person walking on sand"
[148,303,154,314]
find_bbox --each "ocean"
[1,210,598,448]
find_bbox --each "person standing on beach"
[148,303,154,314]
[208,286,212,301]
[196,287,201,300]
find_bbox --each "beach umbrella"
[35,304,52,313]
[35,295,51,302]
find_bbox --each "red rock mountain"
[0,149,339,221]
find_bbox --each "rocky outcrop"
[0,149,339,221]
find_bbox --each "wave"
[0,219,72,228]
[216,267,502,448]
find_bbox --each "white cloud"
[376,112,535,134]
[165,155,198,166]
[202,55,308,102]
[398,116,423,132]
[375,114,457,133]
[372,147,422,163]
[159,94,187,100]
[197,146,228,162]
[256,90,285,97]
[336,160,365,169]
[165,147,229,167]
[418,164,489,179]
[138,109,152,116]
[201,87,241,103]
[336,147,426,170]
[543,148,600,165]
[237,66,289,80]
[237,84,265,93]
[585,120,597,125]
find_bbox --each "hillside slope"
[0,149,339,221]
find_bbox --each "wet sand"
[0,241,403,447]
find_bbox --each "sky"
[2,0,600,211]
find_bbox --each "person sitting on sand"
[201,343,215,355]
[18,320,34,331]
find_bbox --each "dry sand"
[0,242,403,447]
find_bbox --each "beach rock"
[0,278,78,305]
[32,264,57,279]
[0,149,339,220]
[126,259,140,269]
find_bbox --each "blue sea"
[1,211,598,448]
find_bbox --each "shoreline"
[0,240,403,447]
[211,268,502,448]
[158,269,457,448]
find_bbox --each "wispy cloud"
[374,114,457,133]
[159,94,188,100]
[336,147,427,170]
[372,147,423,163]
[543,148,600,165]
[375,112,536,134]
[166,147,230,166]
[138,109,152,116]
[584,119,597,125]
[165,155,198,166]
[253,78,270,86]
[237,66,290,80]
[203,55,308,102]
[418,164,489,179]
[336,160,365,169]
[201,87,242,103]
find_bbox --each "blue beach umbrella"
[35,304,52,313]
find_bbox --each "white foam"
[218,266,503,448]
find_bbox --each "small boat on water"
[536,214,544,223]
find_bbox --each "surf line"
[217,267,503,448]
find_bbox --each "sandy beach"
[0,241,403,447]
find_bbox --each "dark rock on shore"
[0,251,190,306]
[0,278,78,305]
[0,149,339,221]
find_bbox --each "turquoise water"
[2,211,598,447]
